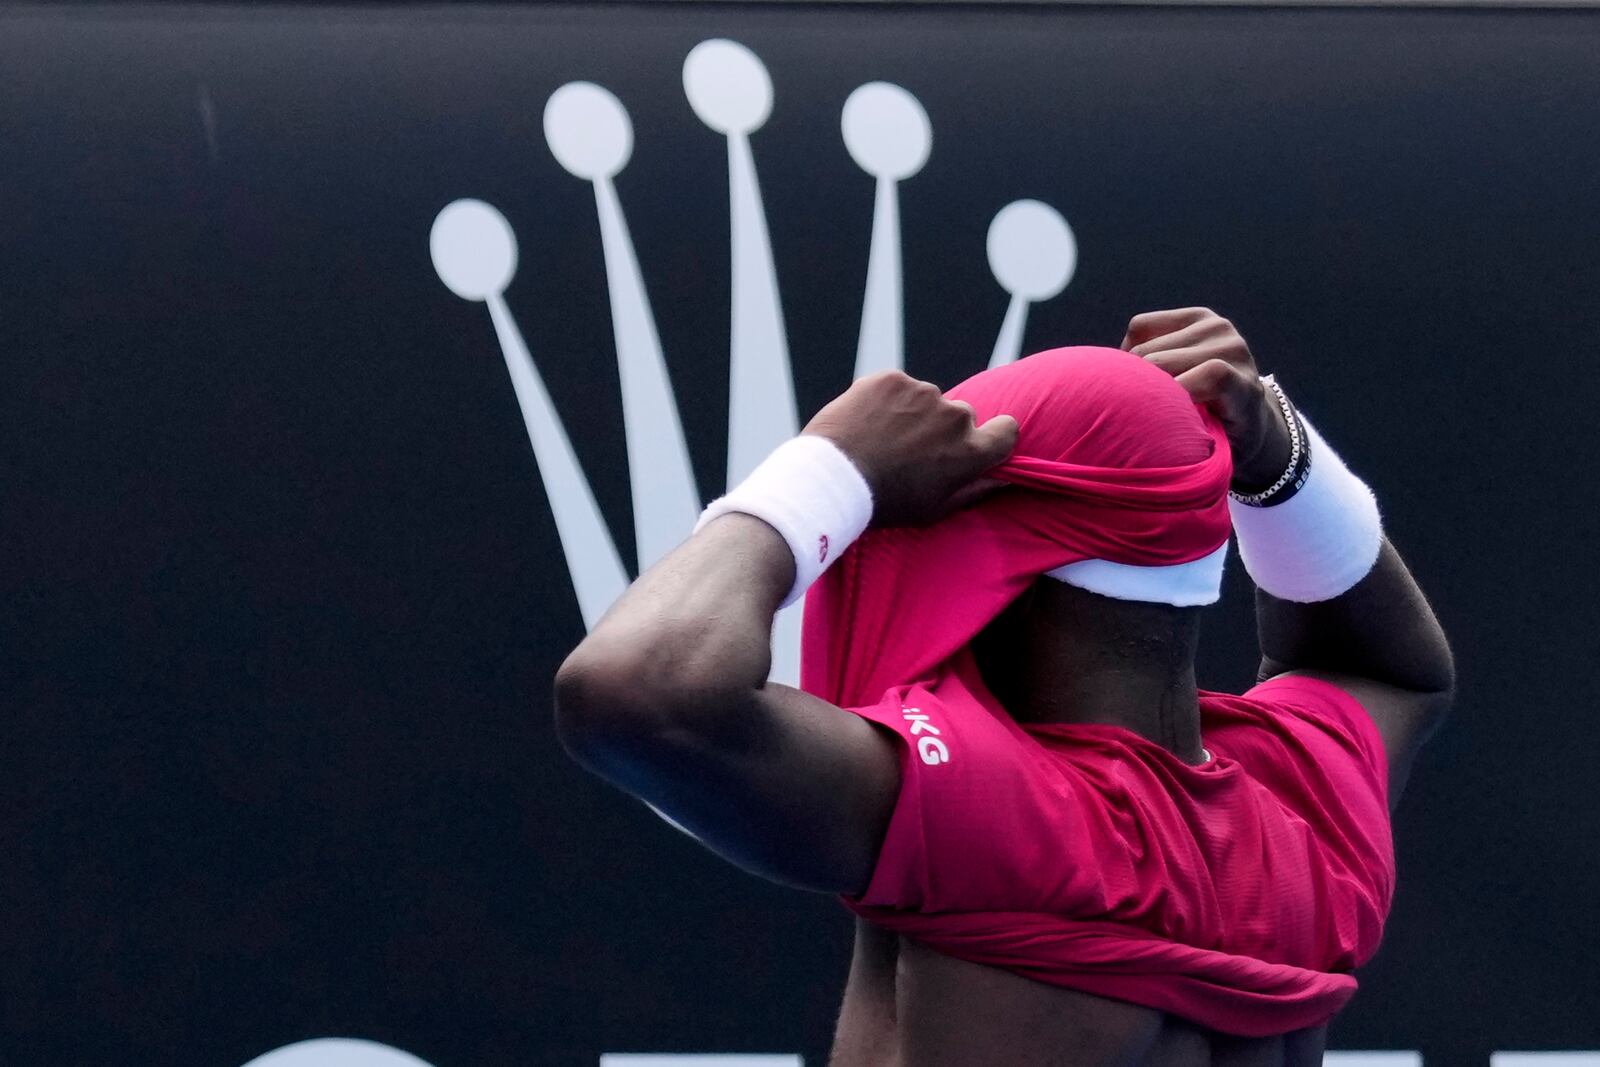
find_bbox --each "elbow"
[552,635,734,771]
[1420,628,1458,704]
[552,641,654,769]
[1412,589,1458,709]
[1435,645,1459,711]
[1435,648,1458,706]
[1412,641,1458,739]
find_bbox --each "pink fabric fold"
[803,347,1233,709]
[855,912,1358,1037]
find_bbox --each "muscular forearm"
[1256,539,1455,697]
[552,510,903,893]
[553,515,793,747]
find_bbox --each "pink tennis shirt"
[840,655,1393,1037]
[800,348,1396,1036]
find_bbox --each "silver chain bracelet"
[1227,375,1308,507]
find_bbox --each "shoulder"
[1201,675,1393,844]
[1205,674,1386,772]
[1202,677,1397,929]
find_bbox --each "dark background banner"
[1,3,1597,1064]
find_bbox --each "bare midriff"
[831,929,1328,1067]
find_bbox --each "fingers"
[972,413,1019,467]
[1174,358,1255,410]
[1143,337,1249,380]
[943,475,1008,513]
[939,417,1016,518]
[1122,307,1214,350]
[850,369,935,407]
[860,368,919,388]
[944,396,983,437]
[1129,315,1229,357]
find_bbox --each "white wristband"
[1229,415,1383,603]
[695,435,874,607]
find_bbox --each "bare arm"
[554,372,1017,893]
[1127,308,1455,802]
[1255,542,1454,801]
[555,513,900,893]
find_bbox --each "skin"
[554,308,1455,1066]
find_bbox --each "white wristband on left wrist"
[695,435,875,607]
[1228,415,1383,603]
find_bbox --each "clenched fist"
[803,371,1018,528]
[1123,308,1294,492]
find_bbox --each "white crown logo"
[429,38,1077,685]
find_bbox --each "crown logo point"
[987,199,1077,368]
[845,81,931,380]
[430,198,517,303]
[430,196,630,632]
[543,81,633,181]
[435,39,1073,685]
[543,78,702,574]
[843,81,932,182]
[684,38,774,136]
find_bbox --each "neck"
[1007,661,1205,763]
[972,580,1208,765]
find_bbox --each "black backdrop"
[2,2,1598,1064]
